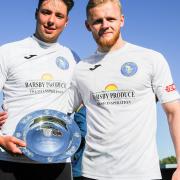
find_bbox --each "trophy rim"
[14,109,81,163]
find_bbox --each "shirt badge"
[56,57,69,70]
[121,62,138,77]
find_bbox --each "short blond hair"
[86,0,122,18]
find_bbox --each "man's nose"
[47,14,55,26]
[102,19,109,28]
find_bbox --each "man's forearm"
[166,101,180,167]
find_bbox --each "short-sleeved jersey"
[67,43,180,180]
[0,36,79,162]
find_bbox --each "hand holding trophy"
[0,135,26,154]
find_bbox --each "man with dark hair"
[0,0,82,180]
[66,0,180,179]
[37,0,74,14]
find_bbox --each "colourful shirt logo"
[121,62,138,77]
[56,57,69,70]
[165,84,176,92]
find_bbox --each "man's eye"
[107,18,116,22]
[41,10,51,15]
[57,15,64,19]
[93,19,103,25]
[56,14,65,19]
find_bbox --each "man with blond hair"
[68,0,180,179]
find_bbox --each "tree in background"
[160,156,177,165]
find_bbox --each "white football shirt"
[0,36,79,162]
[67,42,180,180]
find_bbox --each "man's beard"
[93,30,120,49]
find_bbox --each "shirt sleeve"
[66,70,83,113]
[70,50,81,63]
[152,52,180,104]
[0,47,8,90]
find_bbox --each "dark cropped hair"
[37,0,74,14]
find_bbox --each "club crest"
[121,62,138,77]
[56,57,69,70]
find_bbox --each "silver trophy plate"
[14,109,81,163]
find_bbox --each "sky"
[0,0,180,160]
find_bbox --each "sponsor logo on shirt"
[56,57,69,70]
[165,84,176,92]
[89,64,101,71]
[41,73,54,81]
[121,62,138,77]
[25,74,67,95]
[24,54,37,59]
[105,84,118,91]
[90,83,136,106]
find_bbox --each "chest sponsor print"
[25,73,67,95]
[90,83,136,106]
[41,73,54,81]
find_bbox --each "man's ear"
[35,8,38,20]
[64,17,69,27]
[85,20,91,31]
[120,14,125,27]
